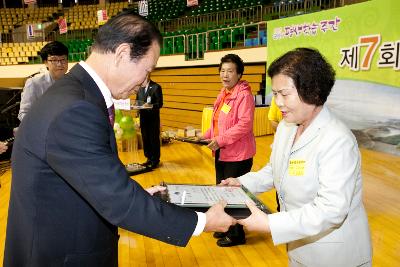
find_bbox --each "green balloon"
[115,109,123,123]
[119,115,134,130]
[122,128,135,139]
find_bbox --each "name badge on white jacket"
[288,159,305,176]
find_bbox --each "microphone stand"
[1,102,20,114]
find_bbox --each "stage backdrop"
[266,0,400,156]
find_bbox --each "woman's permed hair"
[219,54,245,75]
[267,47,336,106]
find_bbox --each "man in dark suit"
[137,75,163,168]
[4,11,235,267]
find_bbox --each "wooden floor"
[1,135,399,266]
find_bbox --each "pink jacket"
[204,80,256,162]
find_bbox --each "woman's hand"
[207,139,220,151]
[196,132,203,139]
[219,177,241,187]
[237,201,271,233]
[146,185,166,195]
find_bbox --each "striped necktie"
[107,104,115,126]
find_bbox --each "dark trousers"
[215,149,253,241]
[140,112,160,164]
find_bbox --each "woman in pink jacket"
[201,54,256,247]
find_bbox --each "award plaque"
[125,163,152,176]
[155,182,271,219]
[130,100,153,110]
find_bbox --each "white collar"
[79,61,114,108]
[44,71,55,83]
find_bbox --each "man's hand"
[143,102,152,107]
[145,185,166,195]
[237,201,270,233]
[203,201,236,232]
[219,177,241,187]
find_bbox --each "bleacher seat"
[0,0,343,65]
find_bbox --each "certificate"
[156,183,271,218]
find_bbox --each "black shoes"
[149,161,159,169]
[213,232,227,239]
[141,160,160,169]
[213,232,246,247]
[216,236,246,247]
[214,225,245,247]
[140,160,152,167]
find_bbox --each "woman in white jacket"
[221,48,372,267]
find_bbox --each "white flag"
[138,0,149,16]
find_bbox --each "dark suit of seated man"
[3,11,236,267]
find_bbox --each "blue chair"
[245,38,253,47]
[261,36,267,45]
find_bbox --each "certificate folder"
[173,136,210,145]
[155,182,271,219]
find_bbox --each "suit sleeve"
[18,78,35,121]
[45,101,197,246]
[268,132,359,245]
[238,163,274,194]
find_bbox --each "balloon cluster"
[113,109,136,140]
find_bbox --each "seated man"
[18,41,69,121]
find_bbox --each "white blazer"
[239,106,372,267]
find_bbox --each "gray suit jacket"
[239,106,372,266]
[4,64,197,267]
[18,71,55,121]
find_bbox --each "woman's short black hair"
[219,54,245,75]
[267,48,336,106]
[92,10,162,61]
[39,41,68,61]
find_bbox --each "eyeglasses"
[47,58,68,65]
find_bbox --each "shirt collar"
[79,61,114,108]
[144,82,150,93]
[45,71,55,83]
[223,88,233,97]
